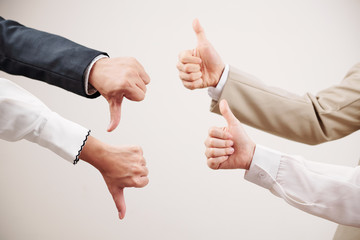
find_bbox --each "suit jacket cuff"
[208,64,229,101]
[83,54,109,96]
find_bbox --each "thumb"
[114,188,126,220]
[219,99,238,126]
[192,18,207,43]
[107,97,123,132]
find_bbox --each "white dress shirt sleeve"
[244,145,360,227]
[0,78,90,164]
[83,54,109,95]
[208,64,229,101]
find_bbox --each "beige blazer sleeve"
[210,63,360,145]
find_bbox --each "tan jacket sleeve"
[210,63,360,145]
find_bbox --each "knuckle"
[123,71,134,81]
[131,177,139,187]
[137,93,145,101]
[137,156,144,164]
[128,57,137,63]
[204,149,210,158]
[143,166,149,176]
[208,138,215,146]
[138,179,148,188]
[183,65,190,72]
[207,159,217,169]
[187,84,196,90]
[131,145,142,153]
[226,148,233,155]
[183,82,191,89]
[130,164,138,173]
[179,51,189,61]
[143,178,149,187]
[189,73,197,80]
[133,165,142,174]
[184,64,193,72]
[209,148,215,156]
[204,138,209,147]
[220,131,226,139]
[208,127,216,136]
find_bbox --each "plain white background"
[1,0,359,239]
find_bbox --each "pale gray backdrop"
[1,0,359,239]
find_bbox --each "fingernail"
[118,212,122,220]
[229,148,235,154]
[228,140,234,146]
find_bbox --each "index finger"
[178,50,202,64]
[131,59,150,85]
[136,65,150,85]
[208,126,232,139]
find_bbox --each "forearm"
[0,78,90,163]
[0,16,107,98]
[210,64,360,145]
[245,145,360,227]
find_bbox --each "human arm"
[88,57,150,131]
[79,136,149,220]
[210,63,360,144]
[0,16,151,132]
[204,99,360,227]
[0,16,106,98]
[177,19,360,144]
[0,78,90,163]
[0,78,149,219]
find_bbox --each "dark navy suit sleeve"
[0,16,108,98]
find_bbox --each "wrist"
[89,58,108,91]
[212,63,225,87]
[246,143,256,170]
[238,141,256,170]
[79,136,108,171]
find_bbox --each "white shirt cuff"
[84,54,109,95]
[208,64,229,101]
[244,145,282,189]
[32,111,90,164]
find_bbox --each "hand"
[89,57,151,132]
[177,19,225,89]
[204,99,256,170]
[79,136,149,220]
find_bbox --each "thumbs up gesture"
[177,19,225,89]
[204,99,256,170]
